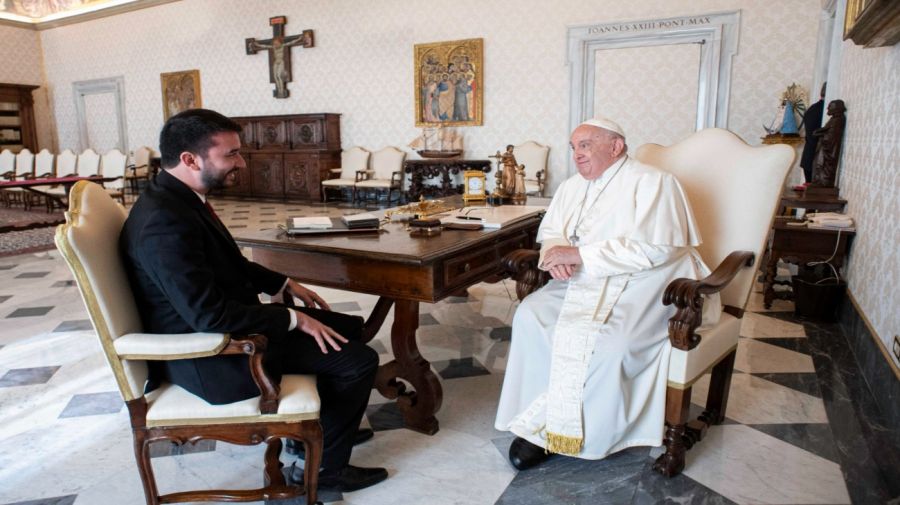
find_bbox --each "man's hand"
[296,311,348,354]
[285,278,331,311]
[541,246,582,280]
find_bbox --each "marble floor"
[0,197,897,505]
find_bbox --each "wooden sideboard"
[220,113,341,200]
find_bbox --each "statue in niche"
[811,99,846,188]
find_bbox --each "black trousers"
[265,307,379,474]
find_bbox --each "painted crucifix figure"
[245,16,314,99]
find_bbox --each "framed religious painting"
[160,69,202,121]
[414,38,483,127]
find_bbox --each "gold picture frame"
[414,38,483,127]
[160,69,202,121]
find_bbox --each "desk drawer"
[442,232,530,287]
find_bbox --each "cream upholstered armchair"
[77,148,101,176]
[321,146,370,202]
[99,148,128,205]
[56,181,324,505]
[513,141,549,196]
[503,128,793,476]
[355,146,406,203]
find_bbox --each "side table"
[764,220,855,308]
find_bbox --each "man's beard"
[200,161,236,191]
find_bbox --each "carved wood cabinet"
[0,83,39,153]
[222,113,341,200]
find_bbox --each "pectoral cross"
[245,16,314,99]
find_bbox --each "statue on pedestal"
[811,100,846,188]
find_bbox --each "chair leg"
[700,349,736,426]
[304,421,323,505]
[132,429,161,505]
[653,385,691,477]
[264,438,285,487]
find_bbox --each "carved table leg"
[374,298,442,435]
[763,250,779,309]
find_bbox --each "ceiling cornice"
[0,0,180,31]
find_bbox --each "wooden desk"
[764,220,855,308]
[780,189,847,213]
[404,159,491,201]
[235,207,543,434]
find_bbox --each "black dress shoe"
[508,437,550,470]
[290,463,388,492]
[285,428,375,457]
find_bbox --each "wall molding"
[73,76,128,154]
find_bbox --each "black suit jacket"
[120,170,291,404]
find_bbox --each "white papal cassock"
[495,156,721,459]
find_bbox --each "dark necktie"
[204,200,223,225]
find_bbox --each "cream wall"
[0,24,54,151]
[37,0,819,192]
[839,42,900,368]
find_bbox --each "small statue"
[499,145,518,197]
[810,100,846,188]
[511,163,527,203]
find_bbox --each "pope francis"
[494,118,721,469]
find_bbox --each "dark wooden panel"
[283,153,313,199]
[256,119,288,150]
[249,154,284,197]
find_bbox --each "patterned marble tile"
[418,313,439,326]
[52,320,93,332]
[740,311,807,338]
[750,372,821,397]
[58,392,123,418]
[748,336,813,354]
[50,280,75,288]
[489,326,511,341]
[6,307,53,318]
[683,425,851,504]
[148,439,216,458]
[433,356,491,380]
[329,301,361,313]
[0,264,16,270]
[365,401,406,432]
[632,466,737,505]
[746,423,840,464]
[0,366,60,387]
[0,296,11,304]
[691,373,828,424]
[734,337,815,374]
[368,340,387,355]
[13,272,49,279]
[1,496,78,505]
[496,446,649,505]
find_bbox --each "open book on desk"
[285,216,381,235]
[440,205,546,229]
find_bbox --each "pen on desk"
[456,215,483,221]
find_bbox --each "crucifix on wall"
[245,16,314,99]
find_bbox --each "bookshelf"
[0,84,39,153]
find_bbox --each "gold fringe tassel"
[546,432,583,456]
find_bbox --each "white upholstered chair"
[34,149,55,177]
[125,146,153,197]
[77,148,101,176]
[56,149,78,177]
[355,146,406,203]
[41,149,78,213]
[55,181,324,505]
[503,128,793,476]
[3,148,35,208]
[100,148,128,205]
[0,149,20,207]
[321,146,370,202]
[513,141,550,196]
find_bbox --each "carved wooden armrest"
[502,248,550,301]
[355,170,369,182]
[391,171,402,185]
[221,334,280,414]
[663,250,754,351]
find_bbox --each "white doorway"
[73,76,128,154]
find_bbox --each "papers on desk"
[290,216,332,229]
[440,205,546,229]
